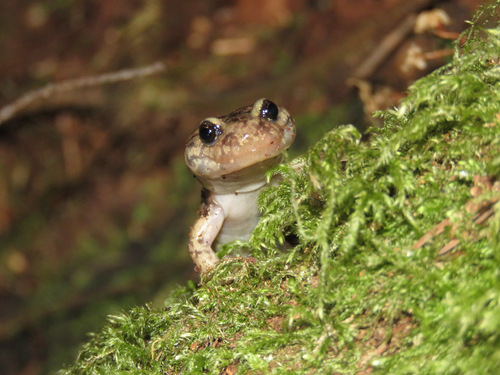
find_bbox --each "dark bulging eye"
[259,100,279,121]
[199,120,222,145]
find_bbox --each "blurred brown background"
[0,0,485,374]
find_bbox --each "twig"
[422,48,454,61]
[0,61,166,126]
[437,202,497,256]
[412,178,499,255]
[411,217,451,250]
[351,14,417,80]
[312,324,335,355]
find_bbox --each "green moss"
[60,4,500,374]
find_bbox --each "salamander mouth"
[282,117,296,145]
[214,121,295,176]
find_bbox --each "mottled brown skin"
[185,98,295,273]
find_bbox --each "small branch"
[412,177,499,255]
[411,217,451,250]
[351,14,417,80]
[437,202,497,256]
[0,61,166,126]
[422,48,454,61]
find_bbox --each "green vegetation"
[60,4,500,374]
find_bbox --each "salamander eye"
[259,99,279,121]
[198,120,222,145]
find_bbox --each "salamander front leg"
[187,200,224,274]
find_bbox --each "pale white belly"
[213,189,261,246]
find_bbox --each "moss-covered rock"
[60,3,500,374]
